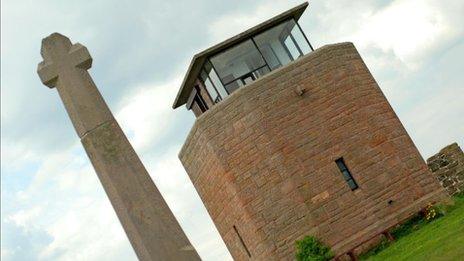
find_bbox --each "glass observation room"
[173,2,313,116]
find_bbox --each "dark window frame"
[201,18,313,98]
[223,64,269,86]
[200,65,224,103]
[260,43,283,69]
[195,85,208,113]
[335,158,359,191]
[194,94,208,113]
[187,85,209,113]
[209,39,269,88]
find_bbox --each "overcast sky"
[1,0,463,260]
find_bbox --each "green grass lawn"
[363,194,464,261]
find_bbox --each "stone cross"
[37,33,201,261]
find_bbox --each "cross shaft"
[37,33,201,261]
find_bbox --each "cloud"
[145,147,232,261]
[1,74,231,260]
[5,207,42,232]
[208,0,296,42]
[115,77,231,260]
[403,86,464,158]
[2,142,135,261]
[2,0,464,260]
[38,198,135,261]
[399,40,464,158]
[116,77,182,153]
[1,220,53,261]
[353,0,462,69]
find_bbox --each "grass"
[361,194,464,261]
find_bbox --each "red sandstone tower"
[173,3,448,260]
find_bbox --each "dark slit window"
[194,86,208,113]
[335,158,359,191]
[194,94,207,113]
[233,225,251,257]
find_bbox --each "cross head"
[37,33,92,88]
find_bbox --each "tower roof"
[172,2,309,109]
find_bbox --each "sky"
[1,0,463,260]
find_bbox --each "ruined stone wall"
[179,42,448,260]
[427,143,464,195]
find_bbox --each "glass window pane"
[202,75,220,102]
[347,179,358,190]
[200,70,208,82]
[257,44,282,70]
[201,61,228,100]
[203,60,228,98]
[210,39,267,85]
[203,60,213,73]
[342,170,352,181]
[243,75,254,85]
[194,94,208,112]
[225,79,243,94]
[290,21,311,55]
[254,19,297,69]
[208,65,228,98]
[335,159,347,171]
[335,158,359,190]
[284,36,301,60]
[253,66,270,79]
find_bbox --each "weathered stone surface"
[427,143,464,195]
[179,42,448,260]
[38,33,200,261]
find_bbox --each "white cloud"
[306,0,463,72]
[145,147,232,261]
[5,207,42,231]
[208,0,296,42]
[1,142,40,170]
[115,77,232,260]
[3,145,136,261]
[38,197,133,261]
[353,0,460,69]
[2,0,464,260]
[402,86,464,159]
[116,78,182,153]
[2,75,230,260]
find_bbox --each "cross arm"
[37,43,92,89]
[69,43,92,70]
[37,61,58,88]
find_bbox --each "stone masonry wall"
[427,143,464,195]
[179,42,449,260]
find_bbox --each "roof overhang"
[172,2,309,109]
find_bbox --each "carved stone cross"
[38,33,113,138]
[38,33,200,261]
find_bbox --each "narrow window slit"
[335,158,359,191]
[233,225,251,257]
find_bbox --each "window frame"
[200,69,223,103]
[199,18,313,102]
[335,158,359,191]
[186,85,209,114]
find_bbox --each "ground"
[364,194,464,261]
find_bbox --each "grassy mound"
[362,194,464,261]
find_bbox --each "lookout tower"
[173,2,448,260]
[172,3,312,115]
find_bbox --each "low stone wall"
[427,143,464,195]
